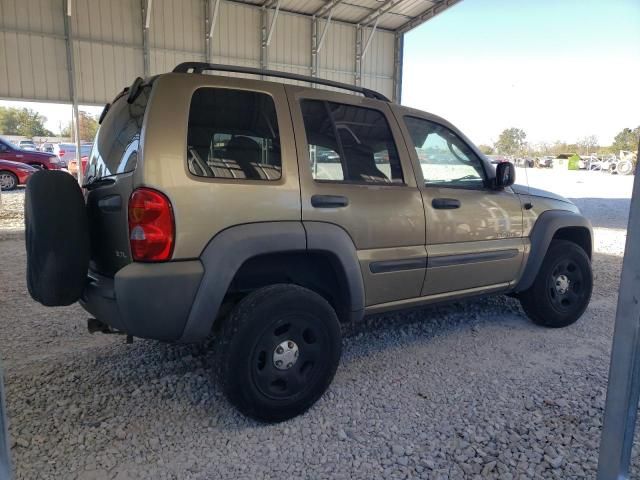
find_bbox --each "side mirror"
[495,161,516,189]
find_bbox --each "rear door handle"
[311,194,349,208]
[432,198,460,209]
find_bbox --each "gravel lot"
[0,169,637,479]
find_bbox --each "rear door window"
[187,88,281,181]
[300,100,403,184]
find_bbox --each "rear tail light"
[58,149,65,157]
[128,188,174,261]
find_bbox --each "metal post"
[63,0,82,186]
[260,5,268,74]
[0,363,11,480]
[597,140,640,480]
[354,25,362,87]
[392,32,404,103]
[206,0,220,63]
[311,16,318,79]
[141,0,151,76]
[265,0,281,47]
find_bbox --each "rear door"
[393,108,525,295]
[84,85,151,276]
[287,87,426,306]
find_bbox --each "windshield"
[0,137,18,149]
[84,85,151,182]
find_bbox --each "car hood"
[18,150,55,159]
[511,184,574,205]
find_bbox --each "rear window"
[85,85,151,180]
[186,88,281,181]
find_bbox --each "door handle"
[311,194,349,208]
[432,198,460,209]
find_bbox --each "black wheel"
[25,170,90,306]
[519,240,592,328]
[0,171,18,191]
[217,284,342,422]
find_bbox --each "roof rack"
[172,62,390,102]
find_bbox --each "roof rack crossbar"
[172,62,390,102]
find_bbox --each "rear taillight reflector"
[128,188,174,261]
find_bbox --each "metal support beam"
[311,16,318,78]
[397,0,461,34]
[357,0,401,26]
[206,0,221,62]
[260,5,268,72]
[361,15,380,60]
[597,141,640,479]
[317,9,333,53]
[141,0,151,76]
[266,0,281,47]
[63,0,82,186]
[354,24,363,87]
[392,32,403,103]
[313,0,344,18]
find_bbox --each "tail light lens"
[58,149,65,157]
[128,188,174,261]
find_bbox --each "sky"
[402,0,640,147]
[1,0,638,147]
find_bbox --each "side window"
[0,142,9,152]
[404,116,486,188]
[300,100,403,184]
[187,88,281,181]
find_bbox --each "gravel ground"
[0,170,637,479]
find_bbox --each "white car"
[53,143,93,167]
[18,140,37,151]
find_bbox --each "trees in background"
[612,127,640,153]
[0,107,53,137]
[494,128,527,156]
[478,144,494,155]
[60,111,99,142]
[578,135,599,155]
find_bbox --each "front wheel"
[519,240,593,328]
[217,284,342,422]
[0,171,18,191]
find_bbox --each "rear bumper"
[80,260,204,341]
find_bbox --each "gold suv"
[25,63,593,422]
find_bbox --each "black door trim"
[369,257,427,274]
[427,249,520,268]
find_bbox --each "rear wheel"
[0,171,18,191]
[217,284,342,422]
[519,240,592,328]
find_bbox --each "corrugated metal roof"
[228,0,458,32]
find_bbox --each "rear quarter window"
[186,88,282,181]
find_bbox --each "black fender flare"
[179,221,365,342]
[515,210,593,293]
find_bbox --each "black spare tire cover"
[25,170,90,306]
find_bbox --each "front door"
[287,87,426,306]
[393,110,525,296]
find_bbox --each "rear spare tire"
[25,170,89,306]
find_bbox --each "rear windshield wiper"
[82,177,116,190]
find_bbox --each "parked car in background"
[18,139,37,151]
[67,156,88,179]
[54,143,93,167]
[0,159,37,190]
[0,137,62,170]
[536,156,554,168]
[39,142,54,153]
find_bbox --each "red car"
[0,136,62,170]
[0,159,38,191]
